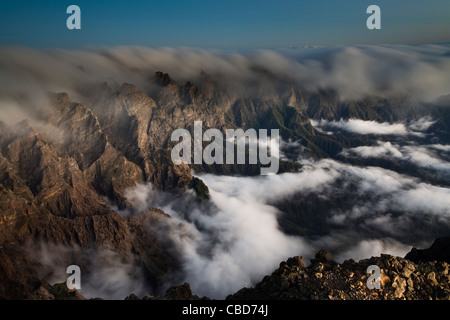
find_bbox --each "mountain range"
[0,69,449,300]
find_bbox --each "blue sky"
[0,0,449,49]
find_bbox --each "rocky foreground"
[32,237,450,300]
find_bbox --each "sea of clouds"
[2,43,450,123]
[2,44,450,299]
[116,113,450,298]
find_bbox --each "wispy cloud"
[2,45,450,123]
[122,167,340,298]
[120,153,450,297]
[311,117,436,136]
[314,118,408,135]
[341,140,450,176]
[341,141,403,158]
[27,243,148,299]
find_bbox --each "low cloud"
[429,144,450,152]
[408,116,436,132]
[310,118,432,136]
[120,154,450,298]
[27,243,148,300]
[402,146,450,173]
[334,239,412,263]
[316,160,450,245]
[393,183,450,217]
[341,141,450,177]
[341,141,403,158]
[122,167,341,298]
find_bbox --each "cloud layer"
[331,116,450,179]
[122,170,336,298]
[2,44,450,123]
[121,151,450,298]
[311,117,436,136]
[27,243,148,299]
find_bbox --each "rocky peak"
[153,71,177,87]
[198,71,218,100]
[47,92,70,106]
[151,72,182,111]
[40,93,107,170]
[119,82,157,116]
[180,81,202,105]
[120,82,141,95]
